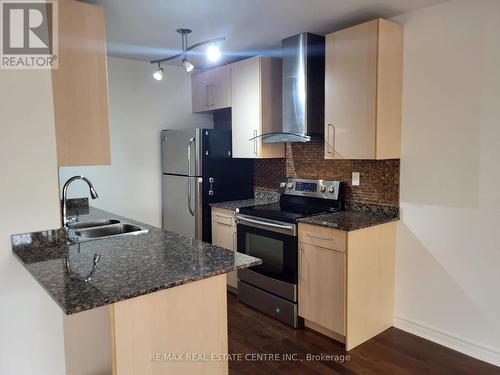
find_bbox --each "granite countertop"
[298,203,399,231]
[210,190,280,210]
[11,208,261,315]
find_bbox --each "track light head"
[182,58,194,72]
[153,64,164,80]
[206,44,221,62]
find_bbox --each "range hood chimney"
[262,33,325,143]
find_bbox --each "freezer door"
[202,157,254,242]
[162,174,202,239]
[161,128,203,176]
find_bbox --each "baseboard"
[304,319,345,344]
[394,316,500,367]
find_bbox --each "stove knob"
[279,182,286,188]
[328,185,335,193]
[286,182,294,189]
[320,185,326,193]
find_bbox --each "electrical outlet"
[352,172,360,186]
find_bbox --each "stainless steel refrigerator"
[161,128,254,242]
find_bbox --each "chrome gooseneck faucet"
[62,175,99,228]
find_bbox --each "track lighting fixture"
[150,29,225,79]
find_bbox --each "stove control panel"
[295,181,317,192]
[278,178,341,200]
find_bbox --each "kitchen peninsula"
[12,207,260,375]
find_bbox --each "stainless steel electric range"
[235,178,344,327]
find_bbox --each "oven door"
[236,214,298,288]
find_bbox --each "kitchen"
[1,0,500,374]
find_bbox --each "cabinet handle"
[253,130,258,156]
[205,85,210,107]
[299,247,309,283]
[210,84,215,106]
[233,231,237,252]
[215,214,232,226]
[298,248,304,281]
[306,232,333,241]
[332,125,335,155]
[326,124,335,155]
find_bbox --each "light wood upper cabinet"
[192,64,231,112]
[211,208,238,290]
[231,56,284,159]
[324,19,403,160]
[52,0,111,166]
[191,70,209,112]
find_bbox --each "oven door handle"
[235,214,295,232]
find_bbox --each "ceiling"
[87,0,448,68]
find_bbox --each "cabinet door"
[324,20,378,159]
[191,71,210,112]
[52,0,111,166]
[231,57,261,158]
[298,242,345,335]
[192,65,231,112]
[208,65,231,110]
[211,209,238,289]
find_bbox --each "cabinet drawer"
[298,223,346,252]
[211,207,235,227]
[214,213,233,226]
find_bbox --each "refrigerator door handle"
[187,138,196,216]
[208,177,215,196]
[187,179,195,216]
[195,177,203,239]
[187,137,195,176]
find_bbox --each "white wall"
[393,0,500,366]
[0,56,210,375]
[59,57,212,227]
[0,70,65,374]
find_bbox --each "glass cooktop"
[238,201,341,224]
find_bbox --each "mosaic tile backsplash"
[254,137,400,206]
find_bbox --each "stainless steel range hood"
[262,33,325,143]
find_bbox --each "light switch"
[352,172,360,186]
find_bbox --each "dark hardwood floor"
[227,293,499,375]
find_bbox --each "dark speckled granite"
[346,201,400,217]
[210,190,280,210]
[298,202,399,231]
[11,208,261,315]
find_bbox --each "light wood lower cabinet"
[64,274,228,375]
[298,222,396,350]
[299,242,346,335]
[211,207,238,291]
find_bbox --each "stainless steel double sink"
[67,219,148,243]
